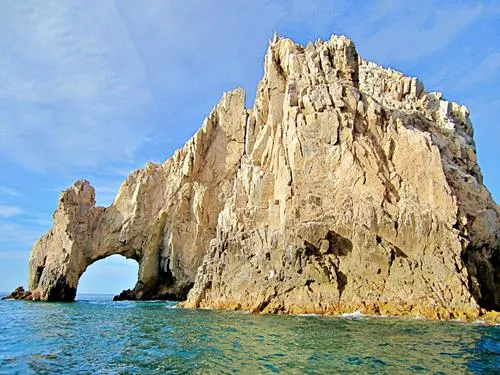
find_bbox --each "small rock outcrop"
[12,35,499,320]
[2,286,32,300]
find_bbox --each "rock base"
[2,286,32,300]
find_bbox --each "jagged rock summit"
[12,35,499,321]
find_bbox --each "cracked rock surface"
[17,35,499,320]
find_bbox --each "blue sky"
[0,0,498,294]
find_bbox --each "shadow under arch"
[76,254,139,299]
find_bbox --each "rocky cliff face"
[17,35,499,320]
[26,89,247,301]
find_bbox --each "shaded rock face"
[19,35,499,319]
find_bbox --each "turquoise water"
[0,294,498,374]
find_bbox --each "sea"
[0,294,498,374]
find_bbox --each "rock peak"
[264,34,359,88]
[58,180,95,208]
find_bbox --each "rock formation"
[24,88,247,301]
[2,286,31,300]
[14,35,499,320]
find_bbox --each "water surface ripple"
[0,294,498,374]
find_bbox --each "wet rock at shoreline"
[2,286,32,300]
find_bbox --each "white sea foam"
[296,313,320,317]
[340,311,364,319]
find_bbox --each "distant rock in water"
[113,289,135,301]
[10,35,499,321]
[2,286,32,300]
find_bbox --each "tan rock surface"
[26,89,247,301]
[17,35,499,320]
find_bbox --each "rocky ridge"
[12,35,499,321]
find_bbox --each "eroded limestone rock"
[14,35,499,320]
[25,89,247,301]
[183,35,499,320]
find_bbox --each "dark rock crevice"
[461,243,500,311]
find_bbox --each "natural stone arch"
[24,89,248,302]
[27,180,176,301]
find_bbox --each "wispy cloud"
[20,211,55,229]
[0,250,30,260]
[1,0,485,176]
[0,187,20,197]
[93,183,121,207]
[276,0,349,35]
[455,52,500,90]
[351,1,483,63]
[0,1,295,173]
[0,221,41,248]
[0,205,24,218]
[0,2,154,172]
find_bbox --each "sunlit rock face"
[26,89,247,302]
[20,35,499,320]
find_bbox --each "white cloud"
[352,1,483,63]
[0,0,492,177]
[0,221,41,247]
[0,1,154,172]
[471,98,500,114]
[93,183,121,207]
[455,52,500,90]
[0,250,30,260]
[0,205,24,218]
[25,217,54,228]
[276,0,349,35]
[0,187,20,197]
[0,0,408,176]
[0,1,287,173]
[21,211,55,229]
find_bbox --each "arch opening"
[76,254,139,300]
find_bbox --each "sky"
[0,0,498,294]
